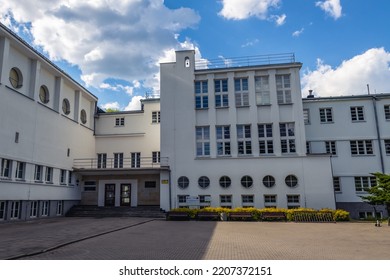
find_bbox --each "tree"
[361,172,390,218]
[105,108,120,113]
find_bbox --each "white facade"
[160,50,336,211]
[303,94,390,218]
[0,23,97,221]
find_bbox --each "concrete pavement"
[1,217,389,260]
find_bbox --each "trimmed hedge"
[169,207,350,222]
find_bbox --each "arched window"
[80,109,87,124]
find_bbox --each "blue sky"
[1,0,390,110]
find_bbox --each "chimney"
[307,90,314,98]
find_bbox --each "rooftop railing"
[195,53,295,70]
[73,157,168,170]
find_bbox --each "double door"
[104,184,131,206]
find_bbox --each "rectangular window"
[303,109,310,125]
[60,169,67,184]
[30,201,39,218]
[34,165,43,182]
[325,141,337,155]
[10,201,20,220]
[258,124,273,155]
[350,140,373,155]
[199,195,211,204]
[384,105,390,120]
[306,141,311,154]
[152,151,160,163]
[152,111,160,123]
[84,181,97,191]
[196,126,210,156]
[15,161,25,180]
[214,79,228,108]
[280,123,295,153]
[45,167,53,183]
[319,108,333,123]
[276,74,291,104]
[114,153,124,168]
[355,176,376,192]
[145,181,156,188]
[234,78,249,107]
[178,195,188,204]
[385,139,390,155]
[237,124,252,155]
[220,195,232,203]
[216,126,231,156]
[131,152,141,168]
[264,195,277,203]
[56,200,64,216]
[255,76,270,105]
[41,201,50,217]
[68,171,73,185]
[0,201,6,220]
[350,106,365,121]
[333,177,341,192]
[97,153,107,168]
[242,195,254,204]
[195,80,208,109]
[0,158,11,179]
[115,117,125,126]
[287,195,300,204]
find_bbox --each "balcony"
[73,157,169,174]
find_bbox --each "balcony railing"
[73,157,169,170]
[195,53,295,70]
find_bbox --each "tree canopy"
[361,172,390,217]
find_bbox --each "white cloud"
[219,0,281,20]
[0,0,200,94]
[101,101,120,111]
[99,83,135,96]
[302,48,390,97]
[124,95,143,111]
[292,28,304,37]
[316,0,343,20]
[241,39,260,48]
[271,14,286,26]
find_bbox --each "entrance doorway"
[120,184,131,206]
[104,184,115,206]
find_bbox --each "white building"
[303,94,390,219]
[160,50,336,211]
[0,23,97,221]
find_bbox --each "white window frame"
[384,105,390,120]
[350,140,373,155]
[15,161,25,180]
[196,126,210,157]
[287,195,300,204]
[385,139,390,155]
[45,167,53,183]
[152,151,160,163]
[355,176,376,192]
[41,201,50,217]
[56,200,64,216]
[152,111,160,123]
[255,76,270,105]
[234,78,249,107]
[0,201,6,220]
[30,201,39,218]
[114,153,124,168]
[10,201,20,220]
[319,108,333,123]
[195,80,208,109]
[264,195,277,204]
[325,141,337,155]
[280,123,295,154]
[333,177,341,192]
[276,74,291,104]
[237,124,252,155]
[216,126,231,156]
[220,195,232,204]
[60,169,67,185]
[214,79,229,108]
[115,117,125,127]
[0,158,11,179]
[258,124,273,155]
[303,108,310,125]
[350,106,365,122]
[97,153,107,168]
[34,165,43,182]
[131,152,141,168]
[242,195,254,204]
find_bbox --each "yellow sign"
[161,180,169,184]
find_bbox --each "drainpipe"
[371,95,385,173]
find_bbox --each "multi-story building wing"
[303,94,390,218]
[73,98,165,207]
[0,23,97,221]
[160,50,335,211]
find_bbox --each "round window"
[177,176,189,189]
[9,67,23,89]
[241,175,253,188]
[263,175,276,188]
[219,176,231,188]
[198,176,210,189]
[285,175,298,188]
[80,109,87,124]
[39,85,50,104]
[62,98,71,115]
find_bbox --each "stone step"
[66,205,166,218]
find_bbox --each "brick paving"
[1,218,389,260]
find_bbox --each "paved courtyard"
[0,217,389,260]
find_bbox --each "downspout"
[371,95,385,173]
